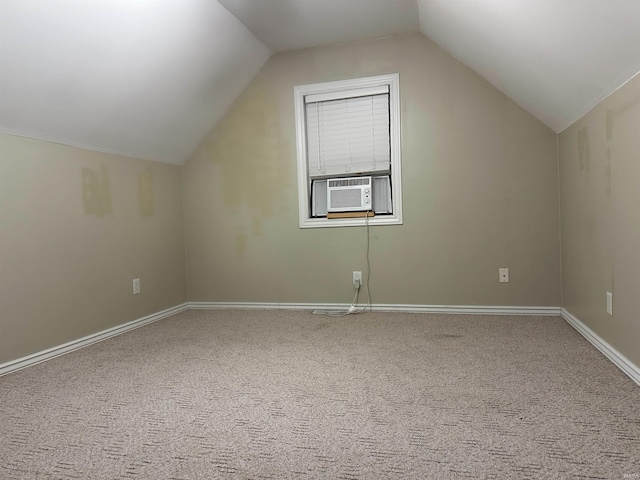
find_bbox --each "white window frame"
[294,74,403,228]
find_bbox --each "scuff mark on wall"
[139,167,154,217]
[577,126,590,173]
[81,165,112,217]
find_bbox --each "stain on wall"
[577,126,590,173]
[235,226,248,256]
[81,165,112,217]
[205,75,293,256]
[604,149,612,197]
[139,167,154,217]
[604,94,640,143]
[206,79,290,210]
[252,217,263,236]
[606,109,614,141]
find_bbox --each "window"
[294,74,402,228]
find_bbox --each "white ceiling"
[1,0,639,165]
[0,0,271,164]
[417,0,640,133]
[217,0,421,52]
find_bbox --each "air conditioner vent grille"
[328,177,371,188]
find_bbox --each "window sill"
[300,214,402,229]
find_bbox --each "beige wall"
[559,74,640,367]
[0,134,187,364]
[182,34,561,307]
[4,31,637,372]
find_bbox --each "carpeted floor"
[1,310,639,479]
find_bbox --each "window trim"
[294,73,403,229]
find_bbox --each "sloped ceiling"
[0,0,271,164]
[417,0,640,133]
[1,0,639,165]
[217,0,420,52]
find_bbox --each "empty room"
[1,0,639,478]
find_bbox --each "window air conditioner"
[327,176,372,212]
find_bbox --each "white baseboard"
[188,301,561,316]
[0,303,189,377]
[561,308,640,386]
[370,304,560,315]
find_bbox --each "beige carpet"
[1,310,639,479]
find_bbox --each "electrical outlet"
[353,271,362,288]
[133,278,140,295]
[606,292,613,316]
[499,268,509,283]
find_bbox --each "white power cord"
[312,284,360,316]
[344,210,373,314]
[364,209,372,311]
[312,210,373,317]
[348,284,361,313]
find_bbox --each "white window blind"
[305,88,390,178]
